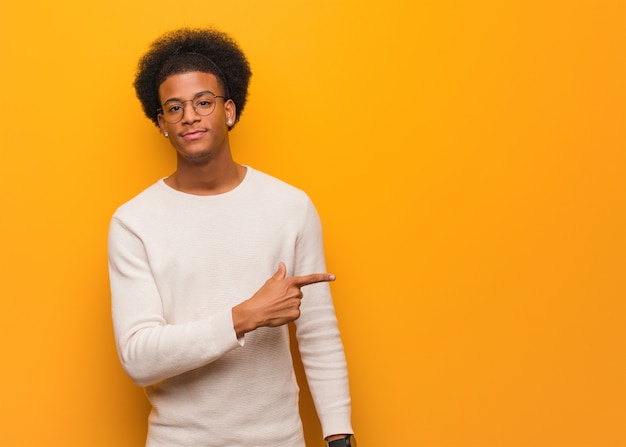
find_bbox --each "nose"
[180,100,201,123]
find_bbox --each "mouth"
[181,129,207,140]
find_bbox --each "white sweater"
[108,167,352,447]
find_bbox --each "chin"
[178,148,213,162]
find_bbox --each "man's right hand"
[232,262,335,337]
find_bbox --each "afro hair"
[133,28,252,129]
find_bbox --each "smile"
[181,129,207,140]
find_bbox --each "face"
[157,71,236,162]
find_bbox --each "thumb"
[272,262,287,280]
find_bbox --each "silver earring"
[164,131,169,137]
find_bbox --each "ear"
[157,114,168,136]
[224,99,237,126]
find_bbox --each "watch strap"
[328,435,354,447]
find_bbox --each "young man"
[108,28,356,447]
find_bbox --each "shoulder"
[246,167,309,204]
[111,180,167,222]
[245,168,321,230]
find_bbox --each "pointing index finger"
[291,273,336,288]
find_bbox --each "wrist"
[326,434,356,447]
[231,302,257,337]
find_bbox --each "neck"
[166,153,246,196]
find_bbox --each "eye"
[195,96,215,109]
[167,104,183,113]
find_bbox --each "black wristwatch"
[328,435,357,447]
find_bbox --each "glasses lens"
[163,104,183,123]
[162,94,218,124]
[193,94,217,116]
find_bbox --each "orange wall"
[1,1,625,446]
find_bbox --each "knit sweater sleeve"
[108,216,242,387]
[294,199,353,438]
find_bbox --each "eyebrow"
[163,90,216,105]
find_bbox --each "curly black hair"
[133,28,252,129]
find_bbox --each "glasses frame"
[157,91,228,124]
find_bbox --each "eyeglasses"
[157,91,227,124]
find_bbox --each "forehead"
[158,71,221,101]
